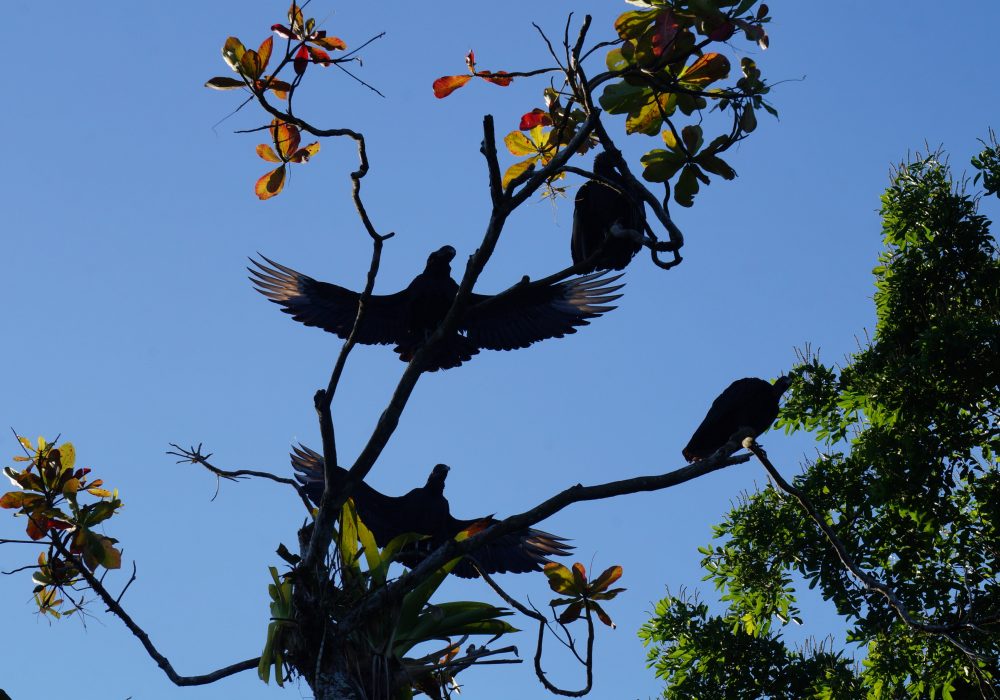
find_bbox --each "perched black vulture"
[571,151,646,272]
[250,245,623,371]
[682,376,793,461]
[291,445,573,578]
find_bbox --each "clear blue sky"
[2,1,999,698]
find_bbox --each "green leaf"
[674,164,701,207]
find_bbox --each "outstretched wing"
[289,445,407,545]
[250,255,408,345]
[448,517,574,578]
[462,272,624,351]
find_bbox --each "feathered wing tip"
[290,444,326,503]
[560,271,625,318]
[451,524,575,579]
[248,254,307,305]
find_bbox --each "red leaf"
[271,24,295,40]
[651,9,681,57]
[294,45,309,75]
[519,109,552,131]
[708,21,736,42]
[465,49,476,71]
[270,121,300,159]
[432,74,472,99]
[306,45,332,66]
[478,70,512,87]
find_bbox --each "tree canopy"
[641,141,1000,699]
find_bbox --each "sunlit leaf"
[86,487,113,497]
[288,1,304,34]
[520,109,552,131]
[501,158,537,189]
[271,121,300,159]
[312,36,346,51]
[679,53,731,87]
[257,144,282,163]
[478,70,512,87]
[257,36,273,72]
[241,49,262,79]
[306,45,332,66]
[589,565,623,592]
[504,131,537,156]
[288,142,320,163]
[293,46,309,75]
[222,37,246,73]
[205,76,245,90]
[61,478,81,495]
[255,165,287,200]
[433,75,472,99]
[271,23,295,40]
[543,562,576,594]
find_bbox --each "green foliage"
[639,592,862,699]
[2,437,123,617]
[602,1,775,207]
[645,142,1000,697]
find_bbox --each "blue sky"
[2,1,999,698]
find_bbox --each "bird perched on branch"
[571,151,646,272]
[682,376,793,461]
[291,445,573,578]
[250,245,623,372]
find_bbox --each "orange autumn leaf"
[433,74,472,98]
[255,165,287,200]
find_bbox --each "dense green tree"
[642,140,1000,699]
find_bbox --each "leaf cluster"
[601,1,775,206]
[2,438,123,617]
[544,561,625,629]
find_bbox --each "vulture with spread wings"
[250,245,623,371]
[571,151,646,273]
[683,376,792,462]
[291,445,572,578]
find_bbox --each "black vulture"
[291,445,573,578]
[250,245,623,371]
[682,376,792,462]
[571,151,646,272]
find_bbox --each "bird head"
[592,150,620,177]
[773,375,793,396]
[426,463,450,491]
[430,245,457,263]
[425,246,457,275]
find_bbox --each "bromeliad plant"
[259,500,520,697]
[1,437,123,618]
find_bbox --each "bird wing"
[447,516,575,578]
[289,445,408,546]
[462,272,624,351]
[682,378,773,461]
[250,256,409,345]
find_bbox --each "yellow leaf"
[60,442,75,470]
[37,436,47,451]
[62,478,81,495]
[18,436,33,452]
[662,129,679,149]
[222,36,246,73]
[501,157,537,189]
[87,487,112,498]
[256,144,282,163]
[255,165,287,200]
[504,131,536,156]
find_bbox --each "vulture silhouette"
[571,152,646,272]
[683,376,792,461]
[291,445,572,578]
[250,245,623,371]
